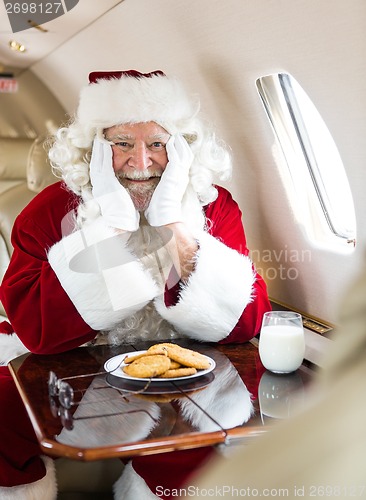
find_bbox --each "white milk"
[259,325,305,373]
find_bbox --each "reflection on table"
[9,339,315,461]
[258,370,306,424]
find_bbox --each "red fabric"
[89,70,165,84]
[205,186,271,342]
[0,320,14,334]
[0,183,96,354]
[132,447,215,499]
[0,182,270,488]
[0,367,45,486]
[164,186,271,342]
[1,183,270,355]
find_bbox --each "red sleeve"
[0,185,96,354]
[205,186,271,343]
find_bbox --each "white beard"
[91,223,180,345]
[117,171,161,212]
[124,182,157,212]
[91,187,206,346]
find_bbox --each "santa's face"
[104,121,170,211]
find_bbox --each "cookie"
[168,360,182,369]
[146,344,170,356]
[124,348,168,364]
[160,367,197,378]
[123,352,147,364]
[157,343,211,370]
[123,354,171,378]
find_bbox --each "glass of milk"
[258,311,305,373]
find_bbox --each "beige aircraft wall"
[30,0,366,325]
[0,69,66,137]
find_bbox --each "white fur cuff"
[0,333,29,365]
[0,456,57,499]
[154,231,255,342]
[48,218,159,331]
[113,462,158,500]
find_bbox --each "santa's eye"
[112,141,133,151]
[149,141,166,150]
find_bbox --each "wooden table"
[8,339,315,461]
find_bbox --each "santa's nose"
[128,144,153,170]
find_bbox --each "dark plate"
[106,372,215,394]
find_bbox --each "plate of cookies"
[104,343,216,382]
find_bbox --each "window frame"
[256,72,356,247]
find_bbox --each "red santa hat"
[76,70,200,134]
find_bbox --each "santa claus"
[0,70,270,498]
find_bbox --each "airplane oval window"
[256,72,356,251]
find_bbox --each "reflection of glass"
[258,370,304,424]
[259,311,305,373]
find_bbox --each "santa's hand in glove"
[89,137,140,232]
[145,134,193,227]
[145,134,197,283]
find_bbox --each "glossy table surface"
[9,339,315,461]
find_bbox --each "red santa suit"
[0,181,270,498]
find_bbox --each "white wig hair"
[48,71,233,225]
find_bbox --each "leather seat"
[0,136,57,319]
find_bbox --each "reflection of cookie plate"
[105,372,215,394]
[104,351,216,382]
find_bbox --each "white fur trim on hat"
[77,74,199,133]
[154,231,256,342]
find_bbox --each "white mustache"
[116,171,162,181]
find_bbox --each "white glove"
[89,138,140,232]
[145,134,193,226]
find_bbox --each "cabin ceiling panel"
[0,0,122,69]
[31,0,365,114]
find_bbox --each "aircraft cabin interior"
[0,1,365,499]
